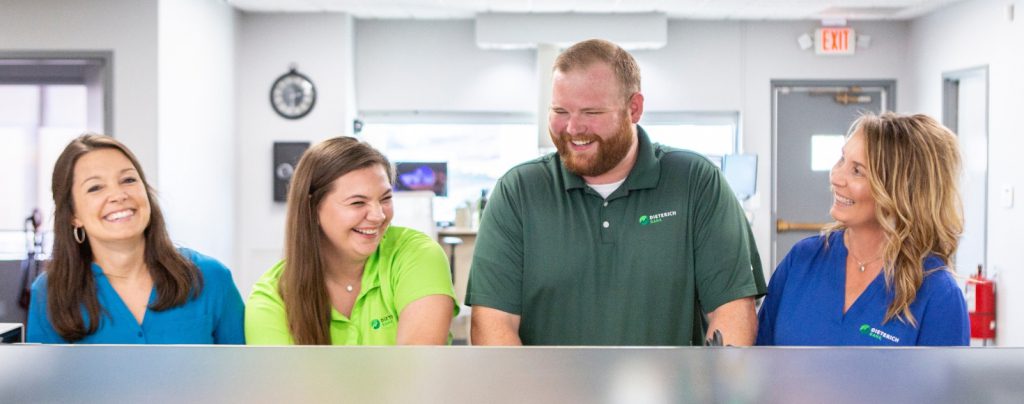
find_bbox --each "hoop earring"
[73,226,86,244]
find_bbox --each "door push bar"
[776,219,829,232]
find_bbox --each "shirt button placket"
[600,199,613,243]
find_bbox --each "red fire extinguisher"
[966,264,996,343]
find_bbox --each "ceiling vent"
[475,12,667,50]
[816,7,908,19]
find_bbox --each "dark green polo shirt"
[466,127,766,345]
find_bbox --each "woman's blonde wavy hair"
[825,112,963,326]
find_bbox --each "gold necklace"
[848,248,882,272]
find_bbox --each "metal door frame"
[0,50,114,135]
[942,66,989,272]
[770,79,896,268]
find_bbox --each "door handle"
[776,219,829,232]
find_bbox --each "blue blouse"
[756,231,969,346]
[27,248,245,344]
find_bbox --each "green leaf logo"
[639,215,650,225]
[859,324,870,334]
[371,319,382,330]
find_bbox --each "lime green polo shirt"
[245,226,458,345]
[466,127,766,345]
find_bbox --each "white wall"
[157,0,238,268]
[235,12,357,295]
[634,21,744,112]
[0,0,159,179]
[355,20,535,112]
[906,0,1024,345]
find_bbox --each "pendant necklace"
[345,284,354,293]
[848,249,882,272]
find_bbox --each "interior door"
[943,67,989,278]
[771,81,893,269]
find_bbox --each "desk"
[1,345,1023,403]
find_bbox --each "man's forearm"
[470,306,524,346]
[705,297,757,346]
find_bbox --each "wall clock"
[270,67,316,119]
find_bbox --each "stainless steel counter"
[1,345,1022,403]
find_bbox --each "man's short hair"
[553,39,641,100]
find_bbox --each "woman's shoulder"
[375,227,448,276]
[381,226,442,253]
[920,257,961,294]
[790,233,833,257]
[251,260,286,295]
[30,270,50,293]
[177,247,232,280]
[774,233,835,279]
[383,226,430,241]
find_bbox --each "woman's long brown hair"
[281,136,392,345]
[826,113,962,326]
[48,134,202,342]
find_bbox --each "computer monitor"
[0,323,23,343]
[390,191,436,240]
[394,162,448,197]
[721,154,757,201]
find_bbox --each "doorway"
[943,66,989,279]
[0,52,111,324]
[771,80,895,269]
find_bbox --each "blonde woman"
[757,113,969,346]
[245,136,457,345]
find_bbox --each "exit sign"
[816,27,856,55]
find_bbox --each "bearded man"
[466,39,765,346]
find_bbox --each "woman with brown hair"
[27,134,244,343]
[757,112,969,346]
[245,136,457,345]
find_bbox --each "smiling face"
[70,148,152,246]
[548,62,641,180]
[317,164,394,264]
[829,130,879,229]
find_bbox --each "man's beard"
[551,116,634,177]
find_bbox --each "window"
[0,84,89,259]
[359,112,538,224]
[640,112,740,167]
[361,111,743,223]
[811,134,845,171]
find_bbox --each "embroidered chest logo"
[639,210,677,226]
[371,314,395,330]
[859,324,900,343]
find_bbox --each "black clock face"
[270,70,316,119]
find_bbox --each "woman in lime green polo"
[245,137,457,345]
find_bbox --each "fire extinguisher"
[966,264,996,344]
